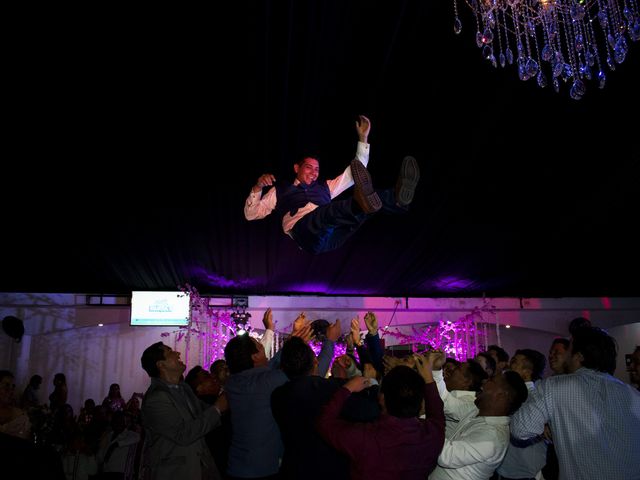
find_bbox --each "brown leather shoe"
[395,156,420,206]
[351,159,381,214]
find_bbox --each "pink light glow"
[385,306,492,360]
[309,340,347,363]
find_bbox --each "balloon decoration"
[2,315,25,342]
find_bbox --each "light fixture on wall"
[452,0,639,99]
[231,296,251,335]
[231,309,251,335]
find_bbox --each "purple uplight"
[191,267,259,288]
[285,282,331,294]
[430,276,475,291]
[285,282,376,295]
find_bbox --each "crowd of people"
[2,313,639,480]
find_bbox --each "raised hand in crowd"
[414,353,441,383]
[350,317,362,346]
[292,312,307,332]
[262,308,275,330]
[291,314,313,343]
[424,350,446,370]
[325,319,342,342]
[364,311,378,335]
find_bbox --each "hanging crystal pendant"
[482,27,494,44]
[483,45,494,60]
[552,59,564,78]
[505,48,514,65]
[454,17,462,35]
[518,57,528,81]
[580,63,592,80]
[585,50,595,67]
[631,21,640,41]
[537,71,548,88]
[526,58,539,78]
[614,36,629,63]
[569,79,587,100]
[598,70,607,89]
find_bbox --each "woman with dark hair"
[102,383,126,413]
[49,372,68,412]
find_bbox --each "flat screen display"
[130,291,190,326]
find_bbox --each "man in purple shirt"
[317,357,445,480]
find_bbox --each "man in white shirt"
[440,359,487,437]
[427,351,528,480]
[244,115,419,254]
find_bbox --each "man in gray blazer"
[141,342,228,480]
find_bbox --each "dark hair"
[381,366,425,418]
[0,370,14,383]
[571,327,617,374]
[487,345,510,363]
[310,319,330,341]
[569,317,592,336]
[141,342,166,378]
[514,349,547,381]
[224,335,259,374]
[476,352,497,376]
[280,336,315,379]
[29,374,43,386]
[551,337,570,349]
[184,365,205,392]
[465,359,489,392]
[503,370,529,415]
[210,359,227,374]
[444,358,460,367]
[53,373,66,384]
[296,154,320,166]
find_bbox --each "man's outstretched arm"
[244,173,277,220]
[326,114,371,198]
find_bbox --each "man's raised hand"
[326,319,342,342]
[356,114,371,143]
[262,308,274,331]
[364,311,378,335]
[252,173,276,193]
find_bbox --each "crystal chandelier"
[452,0,640,99]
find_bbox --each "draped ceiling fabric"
[2,1,639,298]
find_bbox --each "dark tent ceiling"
[3,1,639,298]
